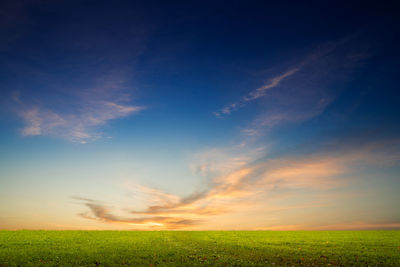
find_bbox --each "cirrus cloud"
[13,76,145,143]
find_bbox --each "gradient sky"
[0,1,399,230]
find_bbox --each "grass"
[0,230,399,266]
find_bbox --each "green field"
[0,231,399,266]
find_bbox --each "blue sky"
[0,1,399,230]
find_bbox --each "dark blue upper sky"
[0,0,399,229]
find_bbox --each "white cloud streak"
[213,68,300,117]
[14,78,144,143]
[214,34,370,120]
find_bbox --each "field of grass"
[0,230,399,266]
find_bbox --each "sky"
[0,0,399,230]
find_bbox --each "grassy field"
[0,231,399,266]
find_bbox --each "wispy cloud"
[13,76,145,143]
[74,197,202,229]
[2,1,153,144]
[75,137,400,229]
[214,34,372,126]
[213,68,299,117]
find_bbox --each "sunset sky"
[0,1,399,230]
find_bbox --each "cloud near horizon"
[75,137,400,230]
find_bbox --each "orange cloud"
[75,139,400,230]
